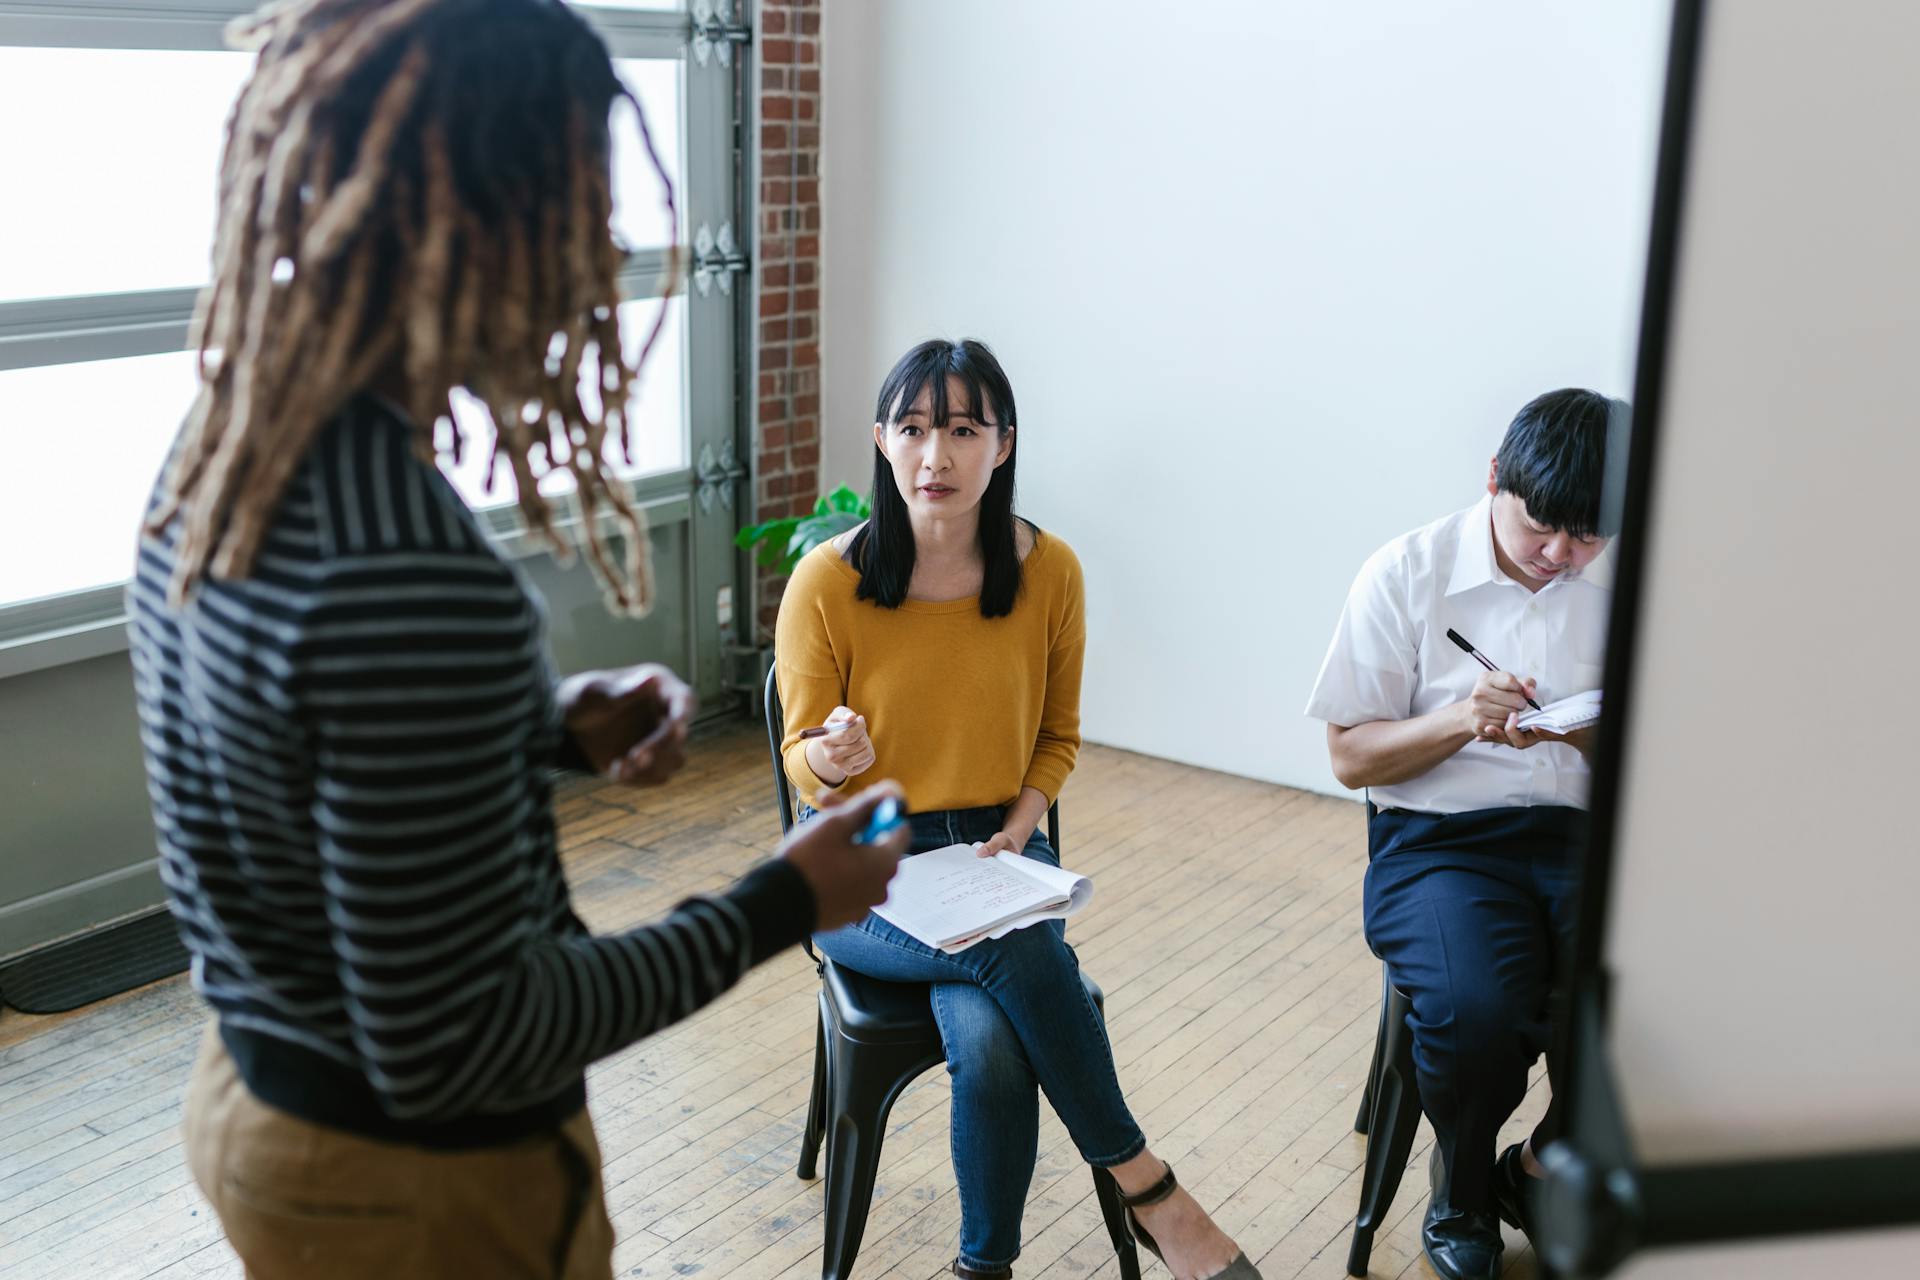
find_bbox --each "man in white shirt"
[1305,389,1619,1280]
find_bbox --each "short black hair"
[851,339,1022,617]
[1494,389,1622,539]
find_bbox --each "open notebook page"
[1516,688,1602,734]
[874,844,1093,953]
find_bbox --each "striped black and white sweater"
[127,395,812,1147]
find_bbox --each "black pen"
[1446,628,1543,712]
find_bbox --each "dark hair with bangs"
[849,339,1024,617]
[1494,388,1622,539]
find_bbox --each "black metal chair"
[1346,800,1424,1277]
[762,667,1141,1280]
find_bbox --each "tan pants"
[183,1025,615,1279]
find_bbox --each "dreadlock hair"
[149,0,678,614]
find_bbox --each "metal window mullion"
[467,473,695,560]
[0,288,199,372]
[0,0,254,51]
[573,6,692,53]
[591,31,691,62]
[615,248,687,301]
[0,479,698,680]
[0,582,126,649]
[677,19,741,698]
[1,249,679,372]
[0,1,691,53]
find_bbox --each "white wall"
[820,0,1669,794]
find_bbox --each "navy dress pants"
[1363,804,1585,1214]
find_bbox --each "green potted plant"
[728,485,869,693]
[734,484,869,573]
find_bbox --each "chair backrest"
[762,657,1063,853]
[763,664,796,836]
[764,663,826,966]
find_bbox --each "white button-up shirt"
[1304,495,1614,814]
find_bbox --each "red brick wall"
[753,0,822,638]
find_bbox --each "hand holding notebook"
[873,844,1094,954]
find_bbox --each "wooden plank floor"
[0,722,1551,1279]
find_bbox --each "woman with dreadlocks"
[126,2,901,1275]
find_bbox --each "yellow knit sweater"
[774,532,1086,813]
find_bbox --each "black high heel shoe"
[1116,1163,1263,1279]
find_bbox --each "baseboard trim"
[0,905,189,1014]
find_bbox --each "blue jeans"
[806,805,1146,1273]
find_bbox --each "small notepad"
[873,844,1094,954]
[1516,688,1602,734]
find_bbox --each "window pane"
[0,351,199,606]
[0,48,673,306]
[0,49,250,303]
[611,59,684,251]
[0,296,680,605]
[438,294,688,510]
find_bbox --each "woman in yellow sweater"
[776,341,1258,1280]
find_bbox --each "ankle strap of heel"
[1117,1161,1179,1210]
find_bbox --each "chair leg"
[1347,988,1422,1278]
[1355,975,1391,1135]
[797,1006,828,1181]
[1090,1165,1142,1280]
[819,1029,940,1280]
[1080,989,1139,1280]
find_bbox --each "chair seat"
[821,955,1105,1046]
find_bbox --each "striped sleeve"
[287,415,813,1120]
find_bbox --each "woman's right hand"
[805,705,875,786]
[780,782,908,930]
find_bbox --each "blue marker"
[855,796,905,845]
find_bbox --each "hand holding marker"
[777,784,908,930]
[798,714,858,740]
[856,796,906,846]
[801,707,876,784]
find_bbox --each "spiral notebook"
[1516,688,1603,734]
[872,844,1094,954]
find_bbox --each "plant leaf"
[736,492,872,577]
[736,516,802,570]
[796,510,863,549]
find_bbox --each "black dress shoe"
[1422,1147,1504,1279]
[1489,1142,1540,1243]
